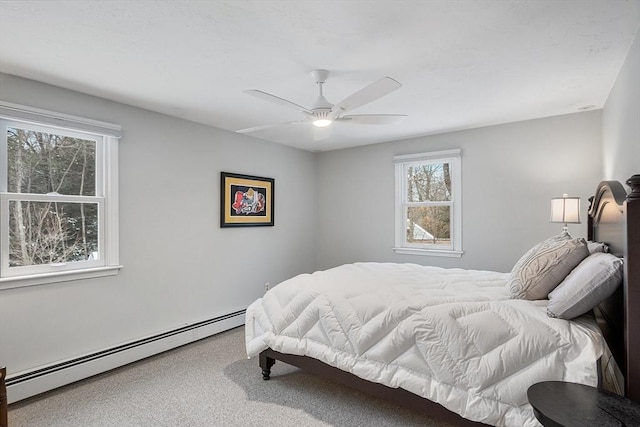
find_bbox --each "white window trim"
[0,266,122,289]
[393,149,463,257]
[0,101,122,137]
[0,101,122,289]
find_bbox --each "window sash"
[0,189,106,278]
[401,159,454,248]
[402,160,453,202]
[402,203,454,249]
[0,118,105,195]
[1,193,104,203]
[403,201,453,207]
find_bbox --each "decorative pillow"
[547,253,623,319]
[508,234,589,300]
[587,241,608,254]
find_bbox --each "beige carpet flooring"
[8,327,457,426]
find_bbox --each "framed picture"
[220,172,274,227]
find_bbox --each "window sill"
[0,265,123,290]
[393,247,464,258]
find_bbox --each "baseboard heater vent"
[6,309,245,402]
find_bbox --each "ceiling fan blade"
[330,77,402,116]
[337,114,407,125]
[244,90,313,114]
[236,120,305,134]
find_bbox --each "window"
[0,102,121,288]
[394,149,462,257]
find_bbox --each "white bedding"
[245,262,603,426]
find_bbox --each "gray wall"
[603,28,640,185]
[0,73,317,374]
[316,111,603,273]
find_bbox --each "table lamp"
[550,193,581,235]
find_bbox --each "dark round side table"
[527,381,640,426]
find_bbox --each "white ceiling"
[1,1,638,152]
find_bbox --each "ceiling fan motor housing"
[310,96,332,111]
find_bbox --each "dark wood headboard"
[588,175,640,401]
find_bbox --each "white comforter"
[245,263,603,426]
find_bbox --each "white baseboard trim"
[6,310,245,403]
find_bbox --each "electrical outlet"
[264,282,270,293]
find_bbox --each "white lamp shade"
[550,194,581,224]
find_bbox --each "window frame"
[0,101,122,289]
[393,149,463,257]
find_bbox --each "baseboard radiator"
[6,310,245,403]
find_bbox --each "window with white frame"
[0,102,121,288]
[394,149,462,257]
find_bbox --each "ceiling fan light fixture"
[311,108,333,127]
[312,118,332,127]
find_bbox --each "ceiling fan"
[237,70,406,139]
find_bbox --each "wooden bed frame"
[258,175,640,426]
[588,175,640,401]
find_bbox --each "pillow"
[547,253,623,319]
[508,234,589,300]
[587,241,608,254]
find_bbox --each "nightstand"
[0,367,6,427]
[527,381,640,426]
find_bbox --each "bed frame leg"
[259,351,276,380]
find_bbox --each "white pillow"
[547,253,623,319]
[508,234,589,300]
[587,241,608,254]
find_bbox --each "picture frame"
[220,172,274,227]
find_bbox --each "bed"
[245,175,639,426]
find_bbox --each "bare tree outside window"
[406,163,452,245]
[7,127,98,267]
